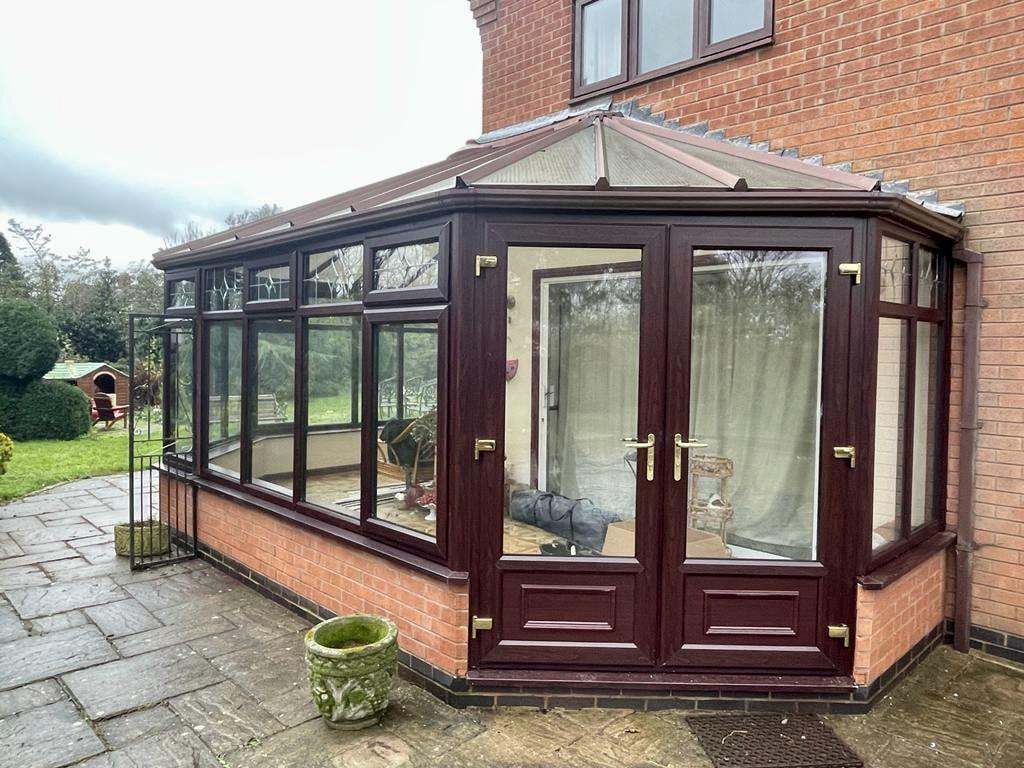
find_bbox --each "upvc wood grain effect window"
[572,0,773,98]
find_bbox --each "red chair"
[92,394,128,429]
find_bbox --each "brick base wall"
[854,548,947,685]
[161,476,470,676]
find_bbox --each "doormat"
[687,714,863,768]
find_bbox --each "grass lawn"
[0,426,138,502]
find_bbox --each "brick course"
[475,0,1024,642]
[854,549,947,685]
[161,477,469,676]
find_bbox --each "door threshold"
[465,667,857,695]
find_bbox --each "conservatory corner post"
[953,245,983,654]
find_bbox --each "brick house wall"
[473,0,1024,643]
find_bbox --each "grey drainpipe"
[954,245,984,653]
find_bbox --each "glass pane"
[249,265,290,303]
[167,325,194,457]
[873,318,908,550]
[688,250,826,560]
[880,238,911,303]
[639,0,694,73]
[917,248,940,308]
[204,266,244,311]
[168,279,195,309]
[373,241,439,291]
[250,319,295,493]
[709,0,764,43]
[581,0,622,85]
[304,246,363,304]
[304,316,362,516]
[911,322,938,528]
[206,321,243,477]
[504,247,641,557]
[372,321,439,539]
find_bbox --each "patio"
[1,475,1021,768]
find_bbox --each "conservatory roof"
[154,110,953,265]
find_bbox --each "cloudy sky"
[0,1,482,265]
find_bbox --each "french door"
[471,221,858,675]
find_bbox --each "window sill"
[569,36,773,106]
[858,530,955,590]
[160,468,469,586]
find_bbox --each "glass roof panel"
[604,127,725,187]
[476,125,597,186]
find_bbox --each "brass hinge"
[833,445,856,468]
[471,616,493,639]
[838,262,862,285]
[473,438,496,461]
[475,254,498,277]
[828,623,850,647]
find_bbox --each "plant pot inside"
[305,614,398,730]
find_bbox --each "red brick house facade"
[471,0,1024,663]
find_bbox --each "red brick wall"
[854,549,947,685]
[162,477,469,676]
[476,0,1024,641]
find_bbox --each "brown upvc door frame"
[472,219,669,668]
[659,223,862,675]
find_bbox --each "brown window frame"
[572,0,774,101]
[866,225,952,572]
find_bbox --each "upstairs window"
[574,0,773,97]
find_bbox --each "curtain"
[690,251,825,559]
[546,274,640,518]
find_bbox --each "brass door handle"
[622,433,656,481]
[673,434,708,481]
[833,445,856,468]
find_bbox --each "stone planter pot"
[304,614,398,730]
[113,522,171,557]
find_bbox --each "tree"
[6,220,65,314]
[163,204,282,248]
[0,233,27,300]
[58,257,126,362]
[0,300,60,380]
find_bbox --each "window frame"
[363,222,451,306]
[164,268,199,316]
[866,223,952,571]
[361,304,449,560]
[244,253,297,312]
[200,317,245,481]
[572,0,774,101]
[300,242,366,308]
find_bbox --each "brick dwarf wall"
[854,549,947,685]
[161,477,469,676]
[475,0,1024,642]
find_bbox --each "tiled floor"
[1,474,1023,767]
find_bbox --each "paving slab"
[5,576,126,620]
[73,542,118,566]
[76,728,222,768]
[0,533,23,560]
[85,598,162,638]
[0,517,45,533]
[62,644,225,719]
[112,612,234,657]
[28,609,90,634]
[0,497,70,519]
[97,704,186,749]
[0,602,28,643]
[169,680,286,754]
[208,634,308,705]
[0,565,52,589]
[0,679,65,718]
[9,523,100,547]
[0,699,105,768]
[122,571,232,612]
[42,557,127,582]
[0,625,117,690]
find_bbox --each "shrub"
[5,379,90,441]
[0,301,60,380]
[0,432,12,475]
[0,377,26,436]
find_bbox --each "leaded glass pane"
[249,265,290,303]
[204,266,244,311]
[304,246,363,304]
[880,238,911,304]
[372,241,439,291]
[917,248,940,308]
[168,279,195,309]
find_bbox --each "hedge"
[3,379,91,441]
[0,301,60,381]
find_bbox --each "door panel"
[475,224,667,668]
[660,226,857,673]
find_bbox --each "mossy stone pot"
[113,522,171,557]
[304,615,398,730]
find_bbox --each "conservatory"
[151,110,964,708]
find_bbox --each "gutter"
[953,244,984,653]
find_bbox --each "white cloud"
[0,0,482,264]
